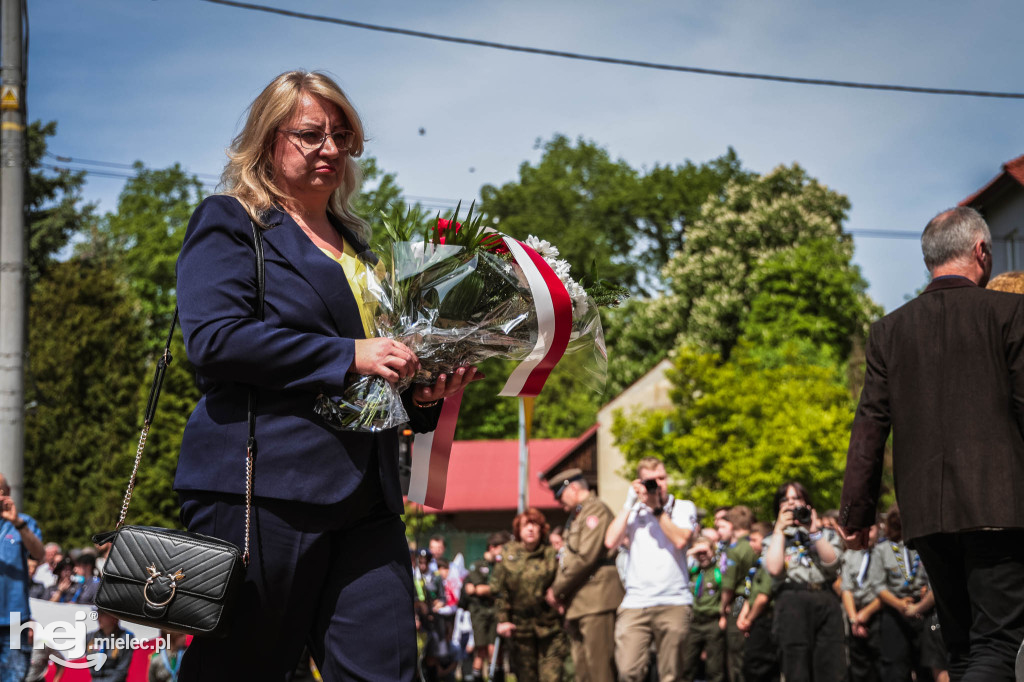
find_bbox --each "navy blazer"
[174,195,439,510]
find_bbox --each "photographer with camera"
[0,473,44,682]
[605,457,698,682]
[763,481,844,682]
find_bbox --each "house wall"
[596,359,675,509]
[986,189,1024,274]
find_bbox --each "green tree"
[355,156,404,236]
[467,139,746,438]
[479,137,748,294]
[78,164,208,529]
[26,120,95,285]
[24,260,146,546]
[612,343,854,520]
[83,163,205,324]
[664,163,875,359]
[480,135,640,289]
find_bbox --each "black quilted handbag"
[92,221,265,637]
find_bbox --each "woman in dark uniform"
[762,481,845,682]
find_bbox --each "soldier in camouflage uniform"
[492,508,568,682]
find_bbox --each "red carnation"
[435,218,461,245]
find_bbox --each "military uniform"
[682,561,726,682]
[550,493,623,682]
[722,535,758,682]
[492,541,568,682]
[762,527,845,682]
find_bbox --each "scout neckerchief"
[890,541,919,587]
[790,531,813,568]
[744,558,762,597]
[856,551,872,588]
[159,648,181,681]
[691,564,721,598]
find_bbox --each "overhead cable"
[201,0,1024,100]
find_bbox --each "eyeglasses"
[281,128,357,152]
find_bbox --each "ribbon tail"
[408,391,464,509]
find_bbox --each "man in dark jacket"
[840,206,1024,681]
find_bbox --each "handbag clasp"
[144,564,185,608]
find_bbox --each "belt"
[779,581,831,592]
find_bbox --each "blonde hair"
[988,271,1024,294]
[221,70,370,242]
[637,457,663,477]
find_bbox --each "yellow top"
[319,239,377,338]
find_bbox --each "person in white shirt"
[605,457,698,682]
[32,543,61,589]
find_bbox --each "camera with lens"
[643,479,659,494]
[792,506,812,526]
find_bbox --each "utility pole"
[0,0,26,507]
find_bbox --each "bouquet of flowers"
[313,203,628,431]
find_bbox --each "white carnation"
[525,235,560,260]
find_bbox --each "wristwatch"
[652,507,665,517]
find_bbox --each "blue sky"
[29,0,1024,312]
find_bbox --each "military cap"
[548,468,585,500]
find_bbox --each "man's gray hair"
[921,206,991,272]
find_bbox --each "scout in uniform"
[547,469,624,682]
[840,522,885,682]
[682,537,726,682]
[463,531,510,682]
[719,505,758,682]
[736,522,778,682]
[874,505,948,681]
[763,482,845,682]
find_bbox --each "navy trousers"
[177,473,416,681]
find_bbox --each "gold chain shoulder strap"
[116,220,264,567]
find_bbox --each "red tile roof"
[961,153,1024,207]
[409,437,579,513]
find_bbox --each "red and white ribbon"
[407,237,574,508]
[498,237,573,397]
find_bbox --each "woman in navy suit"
[174,71,479,681]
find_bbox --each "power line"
[37,157,961,242]
[45,152,221,180]
[42,163,219,188]
[202,0,1024,100]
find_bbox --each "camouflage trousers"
[509,628,569,682]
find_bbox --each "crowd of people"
[0,474,192,682]
[411,458,951,682]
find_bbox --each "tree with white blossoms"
[607,163,881,394]
[612,163,885,516]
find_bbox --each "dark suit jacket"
[840,276,1024,542]
[174,195,440,511]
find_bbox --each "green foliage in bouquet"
[577,259,630,309]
